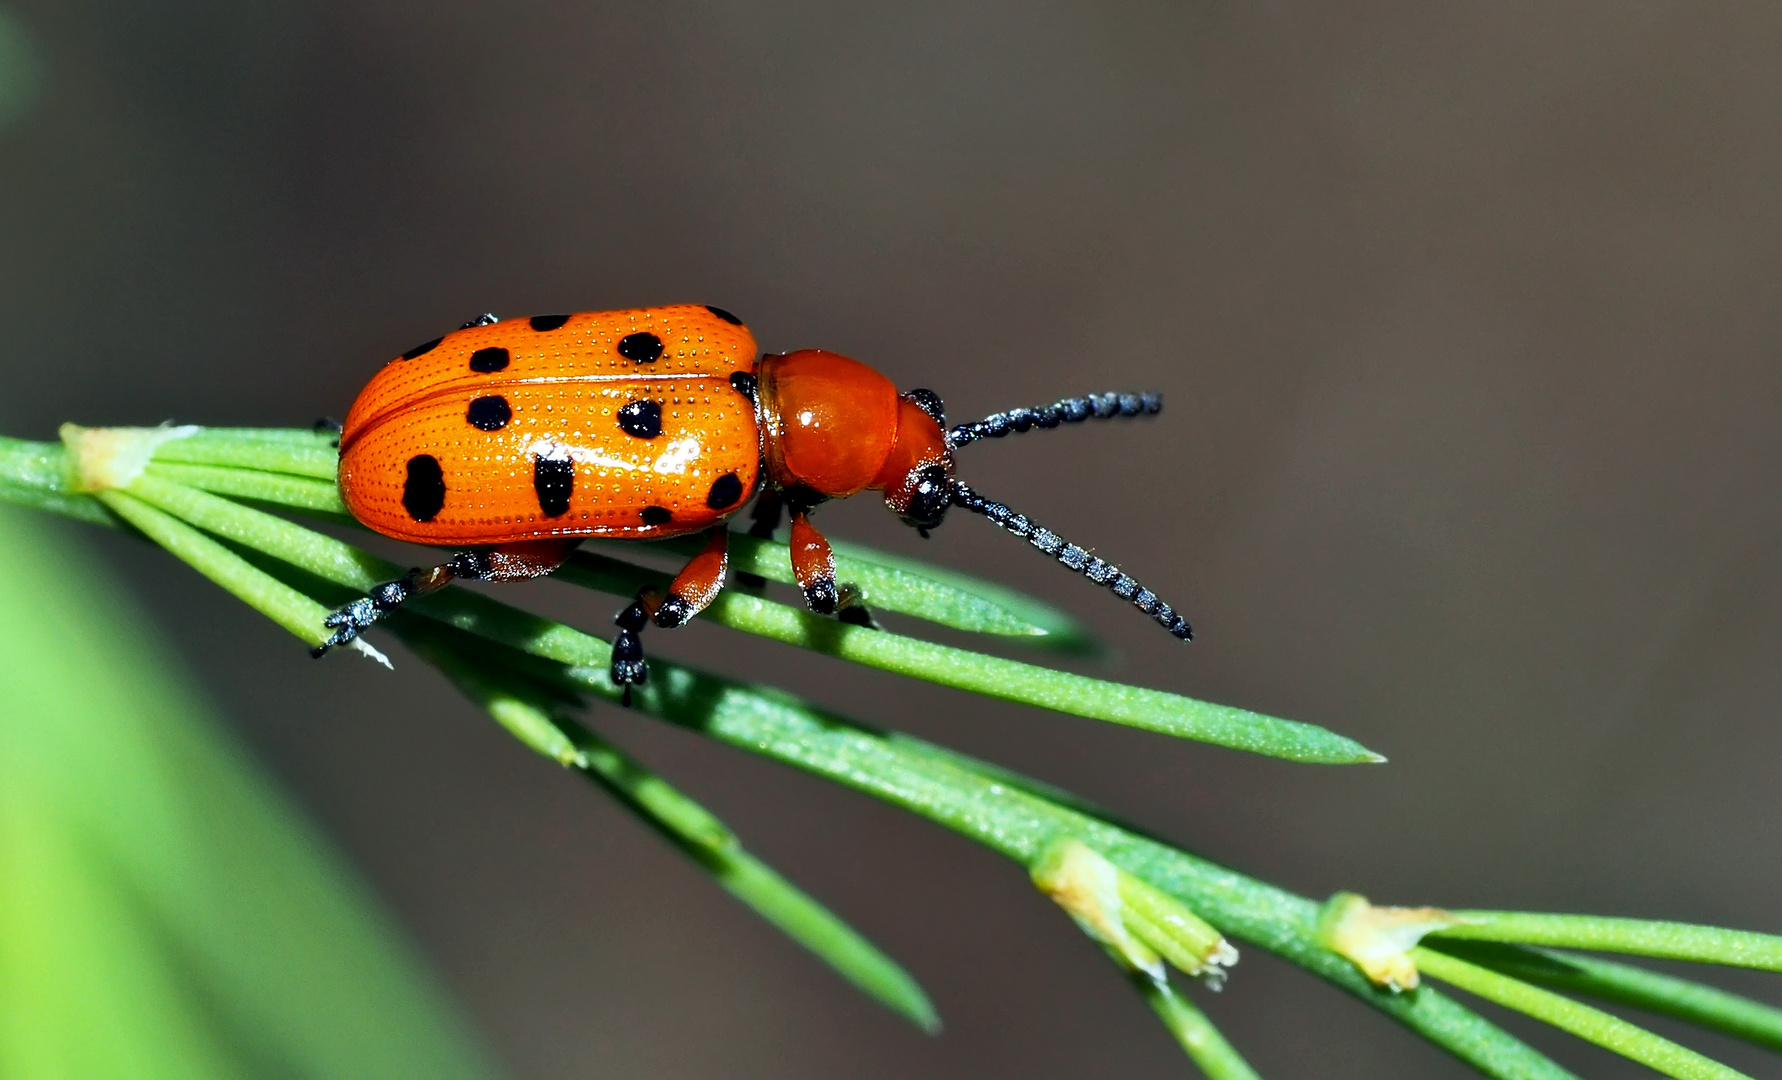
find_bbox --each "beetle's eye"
[904,388,945,427]
[902,463,952,530]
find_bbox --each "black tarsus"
[946,391,1162,450]
[948,480,1192,641]
[610,599,650,704]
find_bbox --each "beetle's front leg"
[788,510,839,614]
[313,538,581,657]
[786,510,879,627]
[609,528,730,702]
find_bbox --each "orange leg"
[610,528,730,698]
[651,528,731,628]
[785,510,877,626]
[789,510,838,614]
[314,537,582,656]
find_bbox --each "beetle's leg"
[836,588,882,629]
[651,528,730,628]
[609,600,649,704]
[788,511,840,615]
[748,489,785,540]
[610,529,730,704]
[313,538,580,657]
[786,511,876,624]
[735,489,783,593]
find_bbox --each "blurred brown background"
[3,3,1779,1076]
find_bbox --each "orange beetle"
[320,304,1188,692]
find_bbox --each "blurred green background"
[1,3,1779,1077]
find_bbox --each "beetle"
[317,304,1189,694]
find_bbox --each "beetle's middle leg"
[609,528,730,700]
[313,537,581,656]
[733,489,783,594]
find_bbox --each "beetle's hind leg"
[313,538,580,657]
[609,528,730,703]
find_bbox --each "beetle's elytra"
[321,303,1186,697]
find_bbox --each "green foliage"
[0,506,497,1080]
[5,424,1782,1079]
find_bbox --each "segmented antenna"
[949,480,1192,640]
[947,391,1162,450]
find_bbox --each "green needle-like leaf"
[1428,940,1782,1052]
[559,551,1381,763]
[154,427,340,479]
[147,461,351,517]
[1436,913,1782,972]
[122,466,1376,764]
[1414,947,1750,1080]
[94,490,338,649]
[830,537,1102,653]
[583,660,1575,1080]
[1135,977,1261,1080]
[43,465,1555,1073]
[10,425,1765,1079]
[399,620,941,1033]
[590,531,1080,642]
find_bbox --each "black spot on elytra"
[401,336,443,360]
[469,346,510,372]
[618,332,663,363]
[705,305,743,325]
[641,505,672,526]
[706,472,744,510]
[533,452,573,517]
[617,400,662,439]
[466,395,511,431]
[529,314,570,331]
[402,455,446,521]
[730,370,757,400]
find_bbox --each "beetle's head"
[873,388,956,534]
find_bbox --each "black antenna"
[949,480,1192,641]
[947,391,1162,450]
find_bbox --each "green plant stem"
[830,536,1100,653]
[150,437,1087,645]
[1437,913,1782,972]
[563,662,1575,1080]
[122,467,1379,765]
[1413,947,1749,1080]
[109,468,1573,1076]
[1427,940,1782,1052]
[93,490,334,648]
[559,552,1380,764]
[1134,977,1261,1080]
[126,473,396,589]
[405,625,940,1033]
[146,462,350,517]
[5,430,1732,1078]
[0,437,113,526]
[592,531,1099,648]
[152,428,339,479]
[592,533,1074,641]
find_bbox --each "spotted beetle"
[320,304,1188,694]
